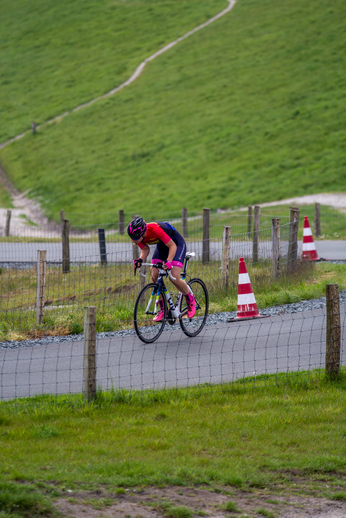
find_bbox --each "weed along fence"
[0,284,345,402]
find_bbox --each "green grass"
[0,188,13,209]
[222,500,240,513]
[1,373,346,501]
[0,481,57,518]
[0,0,345,223]
[0,262,136,341]
[0,0,225,143]
[256,509,275,518]
[210,261,346,314]
[260,204,346,240]
[158,501,194,518]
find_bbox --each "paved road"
[1,306,345,400]
[315,241,346,260]
[1,240,345,264]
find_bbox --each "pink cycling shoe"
[153,300,165,322]
[186,293,196,318]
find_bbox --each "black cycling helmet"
[127,216,147,240]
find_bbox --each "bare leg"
[151,265,189,296]
[150,267,159,283]
[169,266,189,296]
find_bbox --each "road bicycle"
[133,252,209,343]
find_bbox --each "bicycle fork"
[145,282,166,316]
[146,287,185,319]
[146,281,195,319]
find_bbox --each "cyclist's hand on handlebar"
[133,258,143,269]
[133,258,142,275]
[164,260,173,271]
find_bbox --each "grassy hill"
[0,0,223,142]
[0,0,345,224]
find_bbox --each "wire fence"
[0,289,344,403]
[0,209,289,257]
[0,209,298,342]
[2,205,340,405]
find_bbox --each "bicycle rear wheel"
[179,278,209,337]
[134,283,167,343]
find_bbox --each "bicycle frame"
[141,253,196,319]
[144,269,184,319]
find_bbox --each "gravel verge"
[1,289,345,351]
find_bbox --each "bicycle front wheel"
[134,283,167,343]
[179,278,209,337]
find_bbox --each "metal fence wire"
[0,211,297,339]
[0,294,344,402]
[2,208,343,404]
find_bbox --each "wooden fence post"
[202,208,210,264]
[288,207,300,272]
[5,209,11,237]
[252,205,260,264]
[83,306,97,402]
[315,203,321,238]
[132,243,139,262]
[326,284,341,379]
[119,209,124,236]
[36,250,47,324]
[98,228,107,266]
[62,219,70,273]
[182,207,188,238]
[247,206,252,238]
[272,218,281,279]
[221,226,231,288]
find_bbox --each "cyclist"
[127,216,196,321]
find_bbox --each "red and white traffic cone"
[302,216,319,261]
[228,257,267,322]
[235,257,260,319]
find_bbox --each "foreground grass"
[1,372,346,516]
[1,0,345,222]
[1,261,345,341]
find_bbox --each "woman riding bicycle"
[127,216,196,321]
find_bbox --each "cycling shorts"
[151,230,186,269]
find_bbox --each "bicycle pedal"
[167,309,176,325]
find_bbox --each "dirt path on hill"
[0,0,237,152]
[0,0,345,234]
[0,162,53,236]
[0,0,237,236]
[252,193,346,211]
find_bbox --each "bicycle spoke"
[179,278,209,337]
[134,283,167,343]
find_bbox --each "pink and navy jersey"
[137,222,175,249]
[138,221,186,268]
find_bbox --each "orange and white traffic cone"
[302,216,319,261]
[228,257,267,322]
